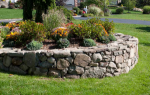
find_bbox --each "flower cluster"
[6,32,20,40]
[5,22,19,30]
[51,28,69,37]
[96,24,108,36]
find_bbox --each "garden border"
[0,33,139,79]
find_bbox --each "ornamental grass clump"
[43,9,67,38]
[88,5,103,16]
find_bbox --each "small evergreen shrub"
[83,38,96,47]
[98,36,110,44]
[73,7,80,14]
[143,6,150,14]
[26,40,43,51]
[116,7,124,14]
[0,27,10,39]
[109,34,117,41]
[57,38,70,48]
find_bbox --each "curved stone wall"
[0,33,139,79]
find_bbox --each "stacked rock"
[0,33,139,79]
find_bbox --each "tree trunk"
[23,0,33,20]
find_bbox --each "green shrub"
[70,18,114,39]
[26,40,43,51]
[125,0,136,10]
[83,39,96,47]
[57,38,70,48]
[98,36,110,44]
[86,18,115,34]
[43,9,67,38]
[109,34,117,41]
[73,7,80,14]
[0,27,10,39]
[88,6,103,16]
[143,6,150,14]
[60,7,74,21]
[82,13,94,17]
[18,20,46,46]
[116,7,124,14]
[104,8,111,16]
[79,2,86,9]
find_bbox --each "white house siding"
[65,0,74,5]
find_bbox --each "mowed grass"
[0,21,150,94]
[0,8,23,19]
[0,8,36,19]
[102,7,150,21]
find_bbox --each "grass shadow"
[136,27,150,32]
[139,43,150,46]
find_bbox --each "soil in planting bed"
[42,38,104,50]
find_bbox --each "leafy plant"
[19,20,46,45]
[57,38,70,48]
[83,38,96,47]
[98,35,110,44]
[0,27,10,39]
[43,9,67,38]
[26,40,43,51]
[116,7,124,14]
[73,7,80,14]
[143,6,150,14]
[109,34,117,41]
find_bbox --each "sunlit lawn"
[0,20,150,94]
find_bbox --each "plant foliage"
[83,38,96,47]
[26,40,43,50]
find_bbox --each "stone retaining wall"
[0,33,139,79]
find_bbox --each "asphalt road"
[0,17,150,25]
[74,16,150,25]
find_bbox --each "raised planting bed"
[0,33,139,79]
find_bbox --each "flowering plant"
[6,32,20,41]
[51,27,69,41]
[5,22,19,30]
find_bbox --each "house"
[0,0,18,8]
[64,0,85,10]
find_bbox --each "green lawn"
[102,7,150,21]
[0,8,36,19]
[0,21,150,94]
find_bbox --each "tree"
[136,0,150,7]
[22,0,33,20]
[23,0,56,22]
[85,0,109,9]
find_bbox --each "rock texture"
[0,33,139,79]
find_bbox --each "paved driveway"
[73,16,150,25]
[0,17,150,25]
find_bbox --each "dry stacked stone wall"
[0,33,139,79]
